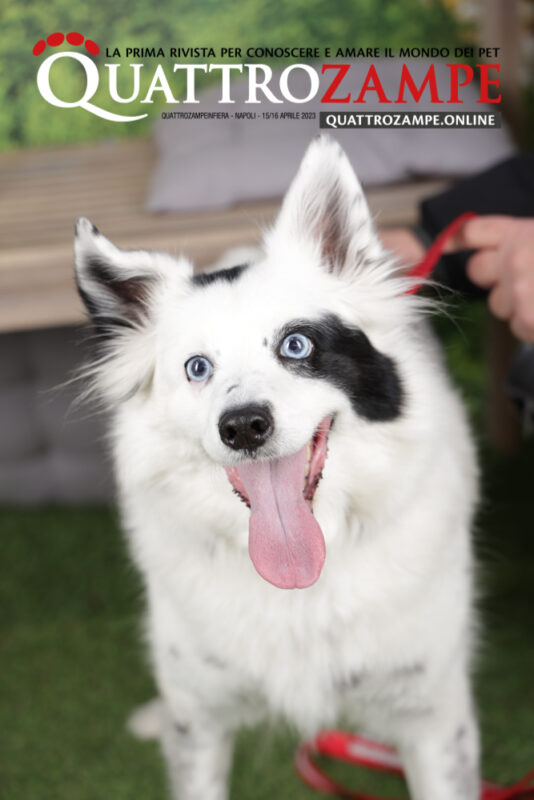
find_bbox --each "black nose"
[218,404,274,452]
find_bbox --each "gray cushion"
[147,59,515,213]
[0,327,112,505]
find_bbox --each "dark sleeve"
[419,153,534,296]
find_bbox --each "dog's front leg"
[399,717,479,800]
[397,678,479,800]
[161,704,234,800]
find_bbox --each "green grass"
[1,433,534,800]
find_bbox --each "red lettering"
[477,64,501,103]
[321,64,351,103]
[396,64,442,104]
[354,64,391,104]
[447,64,474,103]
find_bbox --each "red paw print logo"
[34,31,148,123]
[33,32,100,56]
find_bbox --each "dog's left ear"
[270,136,381,277]
[74,219,194,402]
[74,218,191,339]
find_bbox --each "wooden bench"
[0,137,449,334]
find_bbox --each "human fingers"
[509,273,534,342]
[466,249,500,288]
[488,282,513,320]
[445,215,516,252]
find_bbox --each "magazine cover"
[1,2,533,798]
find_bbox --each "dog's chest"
[146,530,435,734]
[123,450,465,733]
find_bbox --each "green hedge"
[0,0,462,149]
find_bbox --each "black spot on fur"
[192,264,248,288]
[76,255,153,341]
[174,721,190,736]
[454,725,467,742]
[392,662,425,678]
[87,258,150,306]
[275,314,403,422]
[335,670,363,692]
[75,274,135,342]
[445,724,477,796]
[75,220,100,236]
[75,278,104,323]
[204,654,227,669]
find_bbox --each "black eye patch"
[275,314,403,422]
[192,263,249,288]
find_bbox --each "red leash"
[295,730,534,799]
[405,210,478,294]
[295,212,534,799]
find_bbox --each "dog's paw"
[126,697,164,740]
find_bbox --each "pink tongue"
[235,445,325,589]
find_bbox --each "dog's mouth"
[225,416,332,590]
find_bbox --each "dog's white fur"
[75,137,479,800]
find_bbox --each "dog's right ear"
[74,218,190,339]
[267,136,384,281]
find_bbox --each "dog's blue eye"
[185,356,213,382]
[280,333,313,360]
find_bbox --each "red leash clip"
[405,210,478,294]
[295,730,534,800]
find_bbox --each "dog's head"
[74,137,420,590]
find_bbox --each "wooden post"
[480,0,523,138]
[479,0,523,450]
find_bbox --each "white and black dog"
[74,136,479,800]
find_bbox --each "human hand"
[447,215,534,342]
